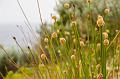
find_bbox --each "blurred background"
[0,0,58,47]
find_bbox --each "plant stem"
[100,27,106,79]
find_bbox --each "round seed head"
[104,8,110,14]
[51,32,58,38]
[71,21,77,26]
[41,54,47,60]
[64,3,70,9]
[103,39,109,46]
[60,38,66,45]
[87,0,92,3]
[97,15,105,27]
[103,32,108,39]
[44,38,49,43]
[51,15,57,22]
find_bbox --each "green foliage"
[3,0,120,79]
[5,71,26,79]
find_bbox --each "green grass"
[0,0,120,79]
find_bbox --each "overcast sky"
[0,0,58,47]
[0,0,58,24]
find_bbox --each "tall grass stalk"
[100,26,106,79]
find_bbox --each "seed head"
[104,8,110,14]
[60,38,66,45]
[80,41,85,47]
[41,53,47,60]
[51,15,57,22]
[71,21,77,26]
[44,38,49,43]
[70,14,76,21]
[96,64,101,70]
[97,15,105,27]
[103,32,108,39]
[12,36,16,40]
[73,49,76,53]
[97,73,103,79]
[116,30,119,33]
[27,46,30,49]
[87,0,92,3]
[64,3,70,9]
[51,32,57,38]
[103,39,109,46]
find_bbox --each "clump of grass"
[1,0,120,79]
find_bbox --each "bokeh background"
[0,0,58,46]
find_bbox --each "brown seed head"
[51,32,57,38]
[80,41,85,47]
[97,15,105,27]
[44,38,49,43]
[87,0,92,3]
[103,39,109,46]
[104,8,110,14]
[41,54,47,60]
[60,38,66,45]
[64,3,70,9]
[51,15,57,22]
[97,73,103,79]
[71,21,77,26]
[103,32,108,39]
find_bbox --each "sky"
[0,0,58,24]
[0,0,58,47]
